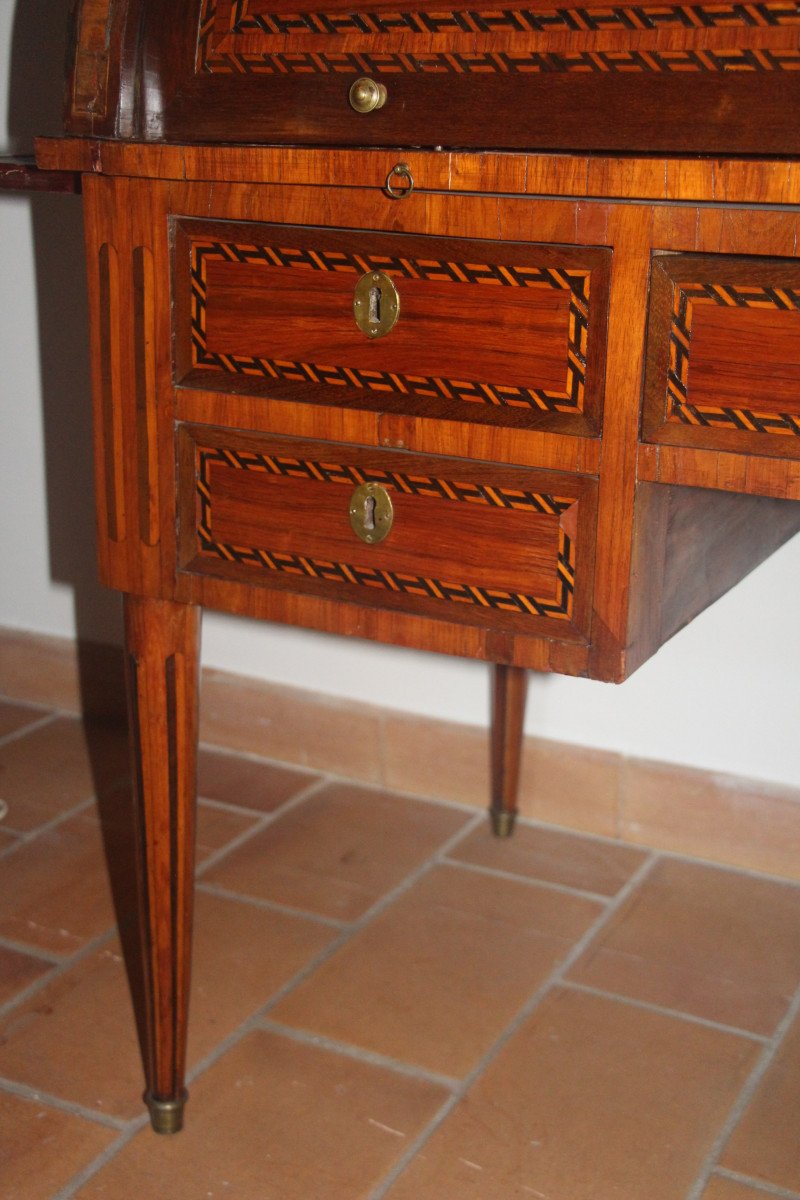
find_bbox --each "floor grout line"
[204,737,486,821]
[685,975,800,1200]
[439,853,616,904]
[196,881,350,930]
[181,810,487,1101]
[0,794,99,861]
[0,933,66,964]
[3,701,800,1196]
[561,979,770,1044]
[714,1168,800,1199]
[50,1124,147,1200]
[365,850,662,1200]
[194,775,332,877]
[258,1018,462,1092]
[0,927,117,1023]
[0,708,60,750]
[0,1074,131,1131]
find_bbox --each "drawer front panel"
[644,253,800,456]
[178,426,597,636]
[176,221,610,434]
[127,4,800,154]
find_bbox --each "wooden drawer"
[69,2,800,155]
[643,253,800,459]
[176,425,597,640]
[175,220,610,438]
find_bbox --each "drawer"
[176,425,598,640]
[78,3,800,155]
[174,220,610,437]
[643,253,800,459]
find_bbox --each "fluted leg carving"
[124,595,200,1133]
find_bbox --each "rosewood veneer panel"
[175,220,610,436]
[644,253,800,459]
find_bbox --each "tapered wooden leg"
[490,664,528,838]
[124,595,200,1134]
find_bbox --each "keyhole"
[368,285,382,326]
[363,494,376,532]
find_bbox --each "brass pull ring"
[385,162,415,200]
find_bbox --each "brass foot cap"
[490,809,517,838]
[145,1091,188,1135]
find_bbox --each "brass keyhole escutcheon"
[349,482,394,544]
[353,271,400,339]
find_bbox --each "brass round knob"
[349,77,387,114]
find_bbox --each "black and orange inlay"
[668,280,800,437]
[196,445,577,619]
[199,0,800,75]
[190,239,590,414]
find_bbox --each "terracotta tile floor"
[2,695,800,1199]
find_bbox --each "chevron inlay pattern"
[198,0,800,74]
[190,239,590,413]
[668,280,800,436]
[196,445,577,619]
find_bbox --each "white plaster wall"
[1,0,799,786]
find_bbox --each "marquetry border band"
[668,280,800,437]
[199,0,800,74]
[195,445,577,619]
[190,239,589,414]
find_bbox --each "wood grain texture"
[0,157,80,193]
[124,595,200,1113]
[177,218,609,435]
[34,137,800,206]
[490,664,528,834]
[177,425,598,642]
[626,483,800,676]
[638,444,800,500]
[82,175,178,596]
[60,1,800,153]
[644,252,800,458]
[65,0,140,138]
[587,202,654,681]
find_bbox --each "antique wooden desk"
[38,0,800,1132]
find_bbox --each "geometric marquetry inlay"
[195,443,578,619]
[190,238,591,414]
[198,0,800,76]
[668,280,800,438]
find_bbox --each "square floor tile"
[0,718,129,832]
[0,892,333,1118]
[274,863,602,1077]
[0,700,48,741]
[74,1029,448,1200]
[0,799,258,958]
[198,746,319,813]
[0,943,53,1005]
[0,813,120,955]
[449,821,647,897]
[568,857,800,1034]
[0,1090,115,1200]
[203,782,471,921]
[383,988,759,1200]
[721,1006,800,1192]
[194,800,262,861]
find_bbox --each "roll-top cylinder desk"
[37,0,800,1132]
